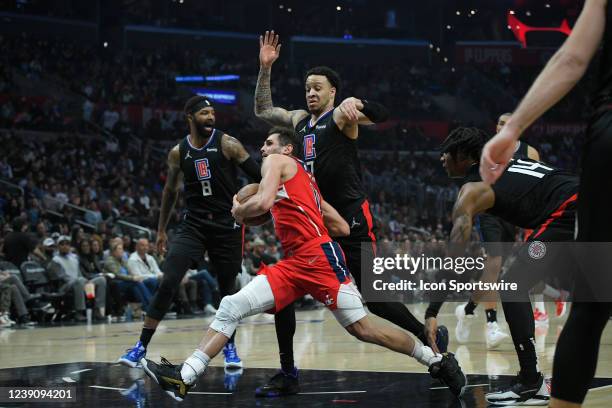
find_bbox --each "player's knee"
[215,294,244,324]
[345,321,373,342]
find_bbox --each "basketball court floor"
[1,302,611,407]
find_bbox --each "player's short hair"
[439,127,489,162]
[268,127,301,158]
[183,95,213,115]
[305,66,341,94]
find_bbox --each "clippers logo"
[303,134,316,160]
[194,158,212,180]
[324,293,335,306]
[508,12,572,48]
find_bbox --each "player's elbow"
[328,219,350,237]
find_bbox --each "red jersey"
[271,157,330,253]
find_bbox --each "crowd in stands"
[0,27,590,327]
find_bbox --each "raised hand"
[259,30,281,68]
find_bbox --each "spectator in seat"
[53,235,107,321]
[127,238,162,294]
[104,241,152,310]
[3,216,37,267]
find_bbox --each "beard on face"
[194,119,215,137]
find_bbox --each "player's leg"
[118,223,205,368]
[337,202,441,349]
[331,282,467,397]
[551,119,612,407]
[142,274,278,401]
[487,233,574,405]
[256,303,299,397]
[207,226,244,368]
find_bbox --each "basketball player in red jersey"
[140,128,467,402]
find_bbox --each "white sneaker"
[486,321,510,350]
[204,304,217,315]
[0,314,14,328]
[455,304,474,343]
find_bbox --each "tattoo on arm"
[254,66,305,127]
[222,134,250,163]
[450,213,472,243]
[158,148,182,233]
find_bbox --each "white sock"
[181,349,210,385]
[411,343,442,367]
[542,284,561,300]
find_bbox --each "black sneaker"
[255,368,300,397]
[429,353,467,397]
[141,357,192,402]
[485,372,549,406]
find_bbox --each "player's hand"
[480,126,520,185]
[231,195,244,224]
[425,317,440,353]
[156,231,168,255]
[259,30,281,67]
[338,97,363,122]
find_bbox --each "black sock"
[275,303,297,373]
[139,327,156,348]
[228,330,236,345]
[486,309,497,323]
[515,338,539,383]
[464,300,477,315]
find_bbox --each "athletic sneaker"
[141,357,192,402]
[118,341,146,368]
[204,304,217,315]
[120,379,146,408]
[223,343,243,368]
[255,368,300,397]
[486,322,510,350]
[428,353,468,397]
[455,304,474,343]
[486,372,550,406]
[533,308,549,325]
[224,366,243,391]
[436,325,449,353]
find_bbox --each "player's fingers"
[259,35,263,48]
[264,31,270,44]
[272,34,279,47]
[429,334,440,353]
[276,43,282,55]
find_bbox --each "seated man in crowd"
[104,240,153,313]
[127,238,163,294]
[53,236,107,321]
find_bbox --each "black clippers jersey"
[514,141,530,158]
[593,2,612,111]
[464,159,578,229]
[179,130,239,224]
[295,109,366,216]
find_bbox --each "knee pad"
[209,294,245,337]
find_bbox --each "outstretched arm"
[480,0,606,183]
[254,31,308,128]
[321,199,350,237]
